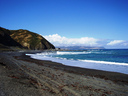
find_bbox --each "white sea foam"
[78,60,128,66]
[56,51,89,55]
[30,50,110,56]
[26,53,128,74]
[56,51,112,55]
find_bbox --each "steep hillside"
[10,29,55,50]
[0,27,55,50]
[0,27,22,47]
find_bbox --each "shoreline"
[22,52,128,83]
[27,51,128,75]
[0,51,128,96]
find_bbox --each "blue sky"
[0,0,128,48]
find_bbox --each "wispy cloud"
[44,34,128,49]
[107,40,125,46]
[107,40,128,47]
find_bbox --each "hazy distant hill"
[57,46,105,50]
[0,27,55,50]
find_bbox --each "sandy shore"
[0,51,128,96]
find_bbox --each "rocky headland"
[0,27,55,51]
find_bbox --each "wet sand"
[0,51,128,96]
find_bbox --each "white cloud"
[107,40,125,46]
[43,34,128,48]
[44,34,99,46]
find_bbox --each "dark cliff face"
[0,27,22,47]
[0,27,55,50]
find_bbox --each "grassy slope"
[0,27,55,50]
[10,29,55,50]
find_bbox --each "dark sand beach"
[0,51,128,96]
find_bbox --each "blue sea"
[27,49,128,74]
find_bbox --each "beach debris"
[8,75,19,79]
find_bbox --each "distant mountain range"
[0,27,55,50]
[57,46,105,50]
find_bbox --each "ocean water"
[26,49,128,74]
